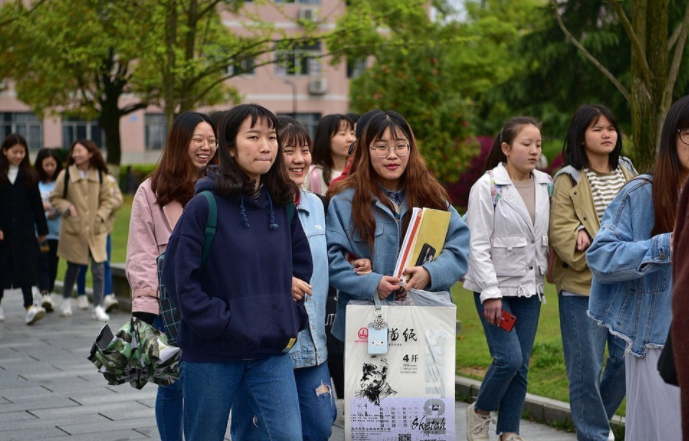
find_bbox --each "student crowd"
[1,96,688,441]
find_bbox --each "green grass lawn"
[65,195,625,416]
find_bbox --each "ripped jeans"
[231,361,337,441]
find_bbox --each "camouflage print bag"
[87,317,181,389]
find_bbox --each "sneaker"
[502,435,525,441]
[608,429,615,441]
[77,295,89,310]
[0,305,4,322]
[61,299,73,317]
[41,294,54,313]
[25,305,46,325]
[466,402,494,441]
[103,295,119,312]
[92,305,110,321]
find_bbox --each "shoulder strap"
[63,167,70,199]
[198,190,217,270]
[619,156,638,176]
[309,164,322,195]
[286,201,296,224]
[486,170,503,208]
[554,165,581,186]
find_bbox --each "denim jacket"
[326,187,470,341]
[587,175,673,356]
[289,190,329,368]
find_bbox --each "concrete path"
[0,288,576,440]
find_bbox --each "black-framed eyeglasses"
[678,128,689,146]
[370,143,410,158]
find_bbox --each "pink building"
[0,0,356,164]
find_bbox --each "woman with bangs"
[549,105,635,441]
[586,95,689,441]
[162,104,313,440]
[306,114,355,195]
[326,110,470,346]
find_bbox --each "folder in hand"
[394,208,451,280]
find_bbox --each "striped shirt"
[584,167,627,222]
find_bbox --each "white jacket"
[463,163,552,304]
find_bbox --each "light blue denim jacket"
[326,187,470,341]
[289,190,329,368]
[586,175,673,356]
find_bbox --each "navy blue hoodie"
[161,175,313,362]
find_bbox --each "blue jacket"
[289,190,329,368]
[326,187,470,341]
[587,175,673,356]
[38,181,61,240]
[162,176,313,362]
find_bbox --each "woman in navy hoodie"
[162,104,313,441]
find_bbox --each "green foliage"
[331,0,545,181]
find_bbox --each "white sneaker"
[608,429,615,441]
[77,295,89,310]
[466,402,494,441]
[26,305,46,325]
[0,305,4,321]
[61,299,73,317]
[41,294,54,312]
[103,295,119,312]
[92,305,109,321]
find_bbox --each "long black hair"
[485,117,542,171]
[312,114,354,186]
[562,105,622,170]
[211,104,295,204]
[34,148,64,183]
[0,134,37,187]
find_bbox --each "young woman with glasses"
[326,110,470,352]
[126,111,218,440]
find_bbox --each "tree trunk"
[178,0,199,115]
[99,107,122,166]
[630,0,669,173]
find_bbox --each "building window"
[227,57,255,76]
[0,112,43,151]
[145,114,167,150]
[278,112,321,140]
[275,42,321,77]
[62,117,106,149]
[347,58,367,79]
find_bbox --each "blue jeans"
[182,356,302,441]
[559,293,626,441]
[156,377,183,441]
[77,235,112,296]
[473,293,541,434]
[231,361,337,441]
[153,316,184,440]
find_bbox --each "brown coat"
[672,178,689,440]
[49,165,114,264]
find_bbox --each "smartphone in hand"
[499,310,517,332]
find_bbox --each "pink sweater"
[126,178,183,315]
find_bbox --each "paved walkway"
[0,288,577,440]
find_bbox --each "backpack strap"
[63,167,70,199]
[309,164,322,195]
[198,190,217,270]
[486,169,503,208]
[286,201,296,224]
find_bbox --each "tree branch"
[669,21,682,49]
[550,0,630,102]
[663,0,689,112]
[609,0,651,83]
